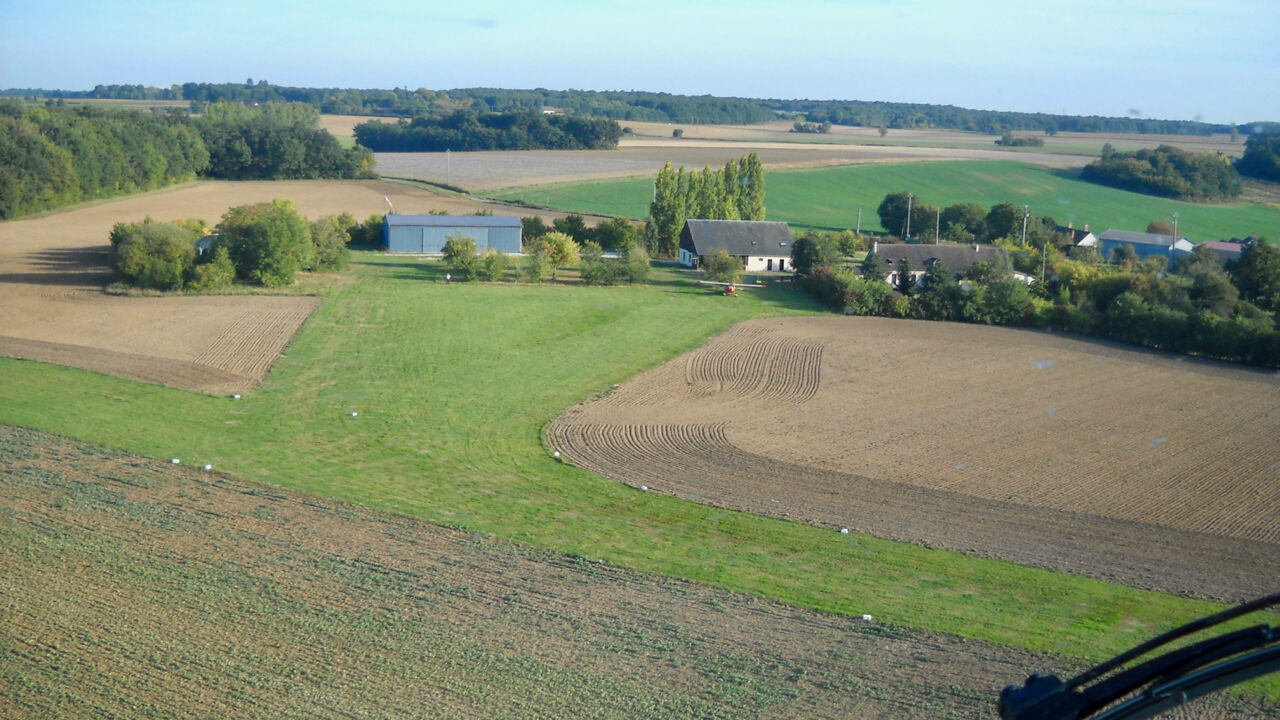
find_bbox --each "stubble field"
[2,423,1133,720]
[547,317,1280,603]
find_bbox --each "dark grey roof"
[680,219,792,257]
[1054,225,1094,244]
[385,214,521,228]
[870,243,1007,274]
[1097,229,1182,246]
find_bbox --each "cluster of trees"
[521,213,639,251]
[439,229,649,286]
[0,100,374,219]
[352,110,622,151]
[195,102,374,180]
[645,153,766,257]
[1236,134,1280,182]
[109,200,355,291]
[22,82,1255,136]
[1081,144,1241,201]
[876,192,1061,248]
[0,100,207,219]
[793,226,1280,367]
[790,121,832,134]
[994,132,1044,147]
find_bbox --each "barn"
[679,219,793,272]
[383,215,523,254]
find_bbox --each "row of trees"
[793,226,1280,367]
[1081,144,1241,201]
[876,192,1061,247]
[645,153,766,257]
[0,100,208,219]
[440,230,650,285]
[353,111,622,152]
[0,101,374,218]
[109,200,355,290]
[18,82,1253,135]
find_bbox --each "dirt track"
[547,317,1280,603]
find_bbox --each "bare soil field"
[0,180,529,394]
[547,317,1280,603]
[10,422,1230,720]
[375,143,1088,192]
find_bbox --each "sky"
[2,0,1276,124]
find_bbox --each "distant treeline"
[6,82,1260,135]
[0,101,373,219]
[1080,144,1241,201]
[352,111,622,152]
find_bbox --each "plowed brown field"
[547,317,1280,603]
[0,180,534,394]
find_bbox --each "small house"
[1198,240,1246,265]
[383,215,523,254]
[679,219,793,272]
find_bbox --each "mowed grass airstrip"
[490,160,1280,240]
[4,253,1277,706]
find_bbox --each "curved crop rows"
[547,317,1280,603]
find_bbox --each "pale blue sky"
[2,0,1275,123]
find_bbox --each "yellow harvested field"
[0,180,538,394]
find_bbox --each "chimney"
[1084,223,1089,232]
[1067,221,1074,230]
[872,240,878,254]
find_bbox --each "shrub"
[620,243,651,284]
[310,215,352,271]
[189,246,236,291]
[703,249,742,284]
[580,241,620,285]
[478,249,509,281]
[109,219,198,290]
[441,233,479,280]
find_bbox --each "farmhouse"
[679,219,793,272]
[1095,229,1194,262]
[383,215,523,254]
[868,242,1015,288]
[1056,222,1097,247]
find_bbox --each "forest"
[352,110,622,152]
[0,101,372,219]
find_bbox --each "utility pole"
[935,207,941,245]
[446,149,451,186]
[1172,211,1179,242]
[905,193,914,240]
[1021,205,1029,246]
[856,206,862,235]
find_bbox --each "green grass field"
[489,160,1280,241]
[5,253,1276,699]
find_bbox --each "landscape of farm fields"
[547,317,1280,603]
[5,423,1142,720]
[490,160,1280,240]
[0,179,543,394]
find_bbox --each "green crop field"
[489,160,1280,241]
[6,252,1278,709]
